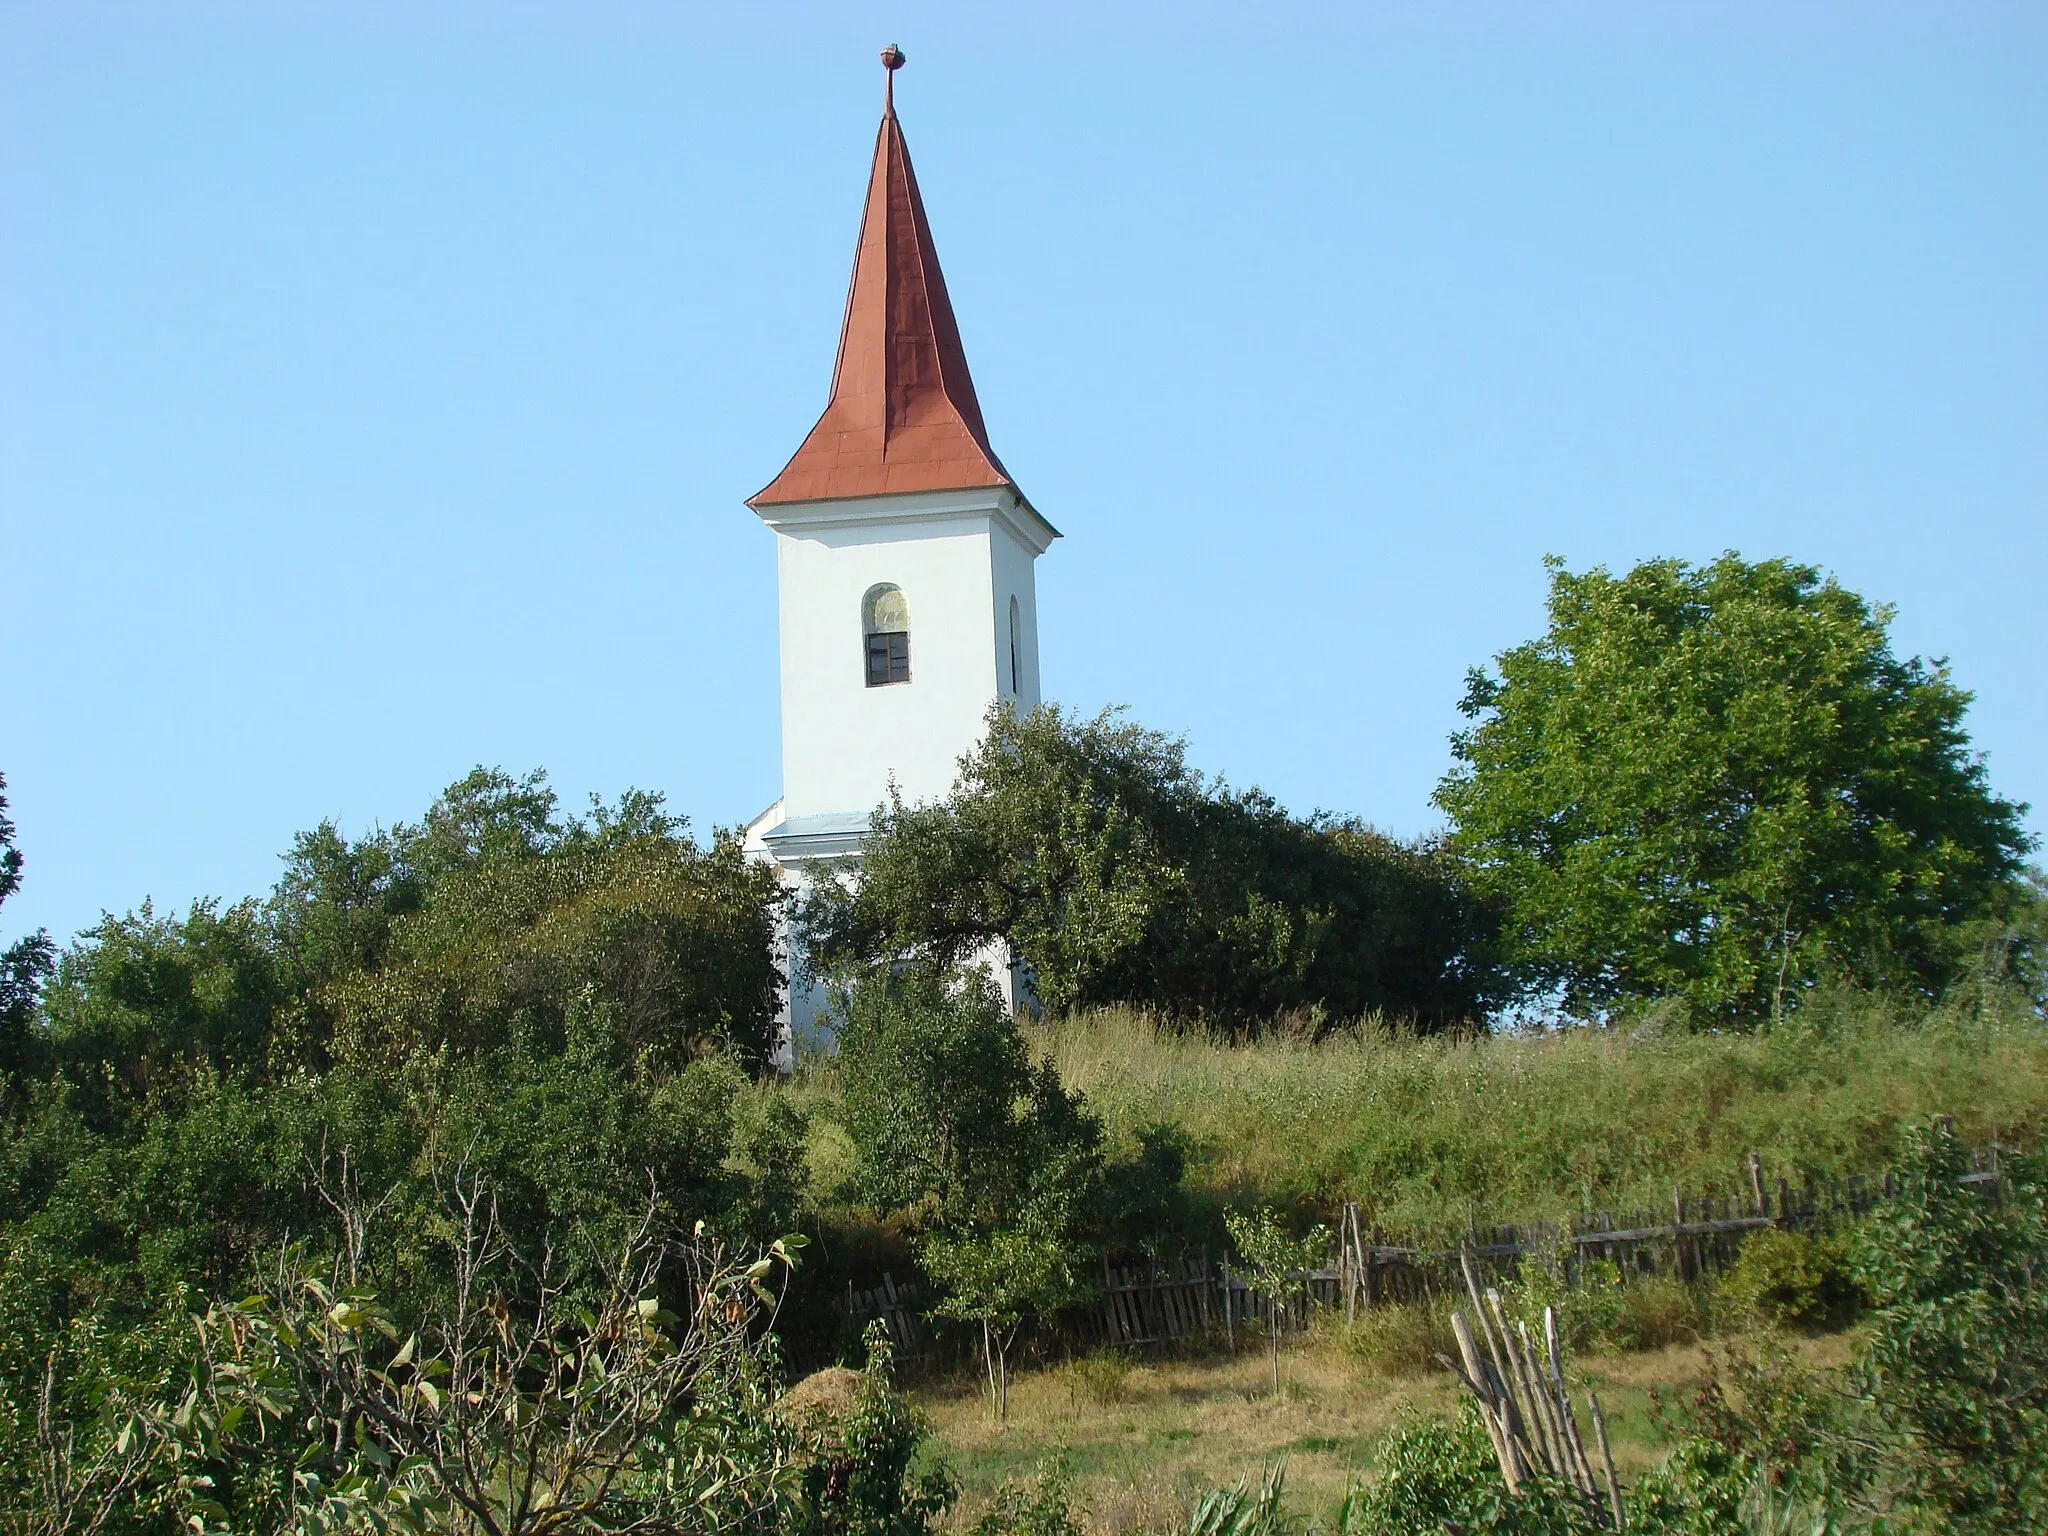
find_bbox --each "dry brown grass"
[917,1329,1856,1535]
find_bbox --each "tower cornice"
[750,485,1059,557]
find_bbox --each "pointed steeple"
[750,48,1017,507]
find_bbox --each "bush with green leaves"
[1628,1120,2047,1535]
[967,1454,1083,1536]
[0,768,799,1527]
[832,967,1101,1419]
[1846,1120,2048,1530]
[1345,1409,1605,1536]
[1719,1229,1860,1331]
[831,967,1100,1233]
[796,1323,958,1536]
[1630,1339,1858,1536]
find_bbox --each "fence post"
[1222,1259,1235,1352]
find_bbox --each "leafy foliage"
[1626,1121,2048,1535]
[0,772,57,1094]
[806,705,1503,1031]
[125,1168,959,1536]
[1719,1229,1861,1331]
[832,968,1099,1232]
[832,968,1099,1419]
[795,1323,957,1536]
[1345,1407,1605,1535]
[1223,1209,1329,1395]
[967,1455,1083,1536]
[1435,555,2035,1022]
[0,768,795,1528]
[1847,1120,2048,1530]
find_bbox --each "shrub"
[1342,1298,1457,1378]
[1718,1229,1859,1330]
[969,1454,1083,1536]
[1847,1120,2048,1531]
[1062,1349,1135,1405]
[1608,1275,1703,1353]
[1631,1339,1854,1536]
[801,1322,958,1536]
[833,967,1099,1229]
[1510,1239,1698,1355]
[1345,1407,1603,1535]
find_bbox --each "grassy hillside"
[1021,987,2046,1234]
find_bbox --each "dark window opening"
[866,630,910,686]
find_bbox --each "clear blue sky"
[3,2,2044,949]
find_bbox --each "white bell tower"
[742,47,1058,1041]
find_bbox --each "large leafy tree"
[806,705,1501,1031]
[1434,555,2034,1022]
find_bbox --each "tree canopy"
[804,705,1504,1032]
[1433,555,2035,1022]
[0,766,803,1526]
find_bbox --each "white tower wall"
[744,484,1055,1048]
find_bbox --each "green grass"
[1020,987,2047,1234]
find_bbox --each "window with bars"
[866,629,910,686]
[862,584,911,687]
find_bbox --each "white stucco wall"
[760,486,1055,824]
[988,518,1044,713]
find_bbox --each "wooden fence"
[841,1144,2010,1357]
[846,1272,925,1354]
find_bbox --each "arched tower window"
[1008,595,1022,695]
[863,584,911,687]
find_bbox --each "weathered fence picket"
[839,1146,2011,1357]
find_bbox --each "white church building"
[741,49,1057,1042]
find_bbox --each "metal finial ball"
[880,44,906,71]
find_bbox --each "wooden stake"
[1544,1307,1598,1495]
[1589,1391,1624,1533]
[1515,1320,1566,1478]
[1452,1310,1521,1493]
[1463,1257,1530,1455]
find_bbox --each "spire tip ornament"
[880,43,905,108]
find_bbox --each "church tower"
[744,48,1058,1036]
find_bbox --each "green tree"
[1434,554,2033,1023]
[304,771,786,1072]
[0,772,55,1090]
[807,705,1499,1031]
[833,968,1099,1230]
[922,1180,1089,1424]
[1223,1208,1328,1396]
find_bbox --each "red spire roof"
[750,61,1016,507]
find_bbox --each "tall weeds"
[1026,987,2047,1234]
